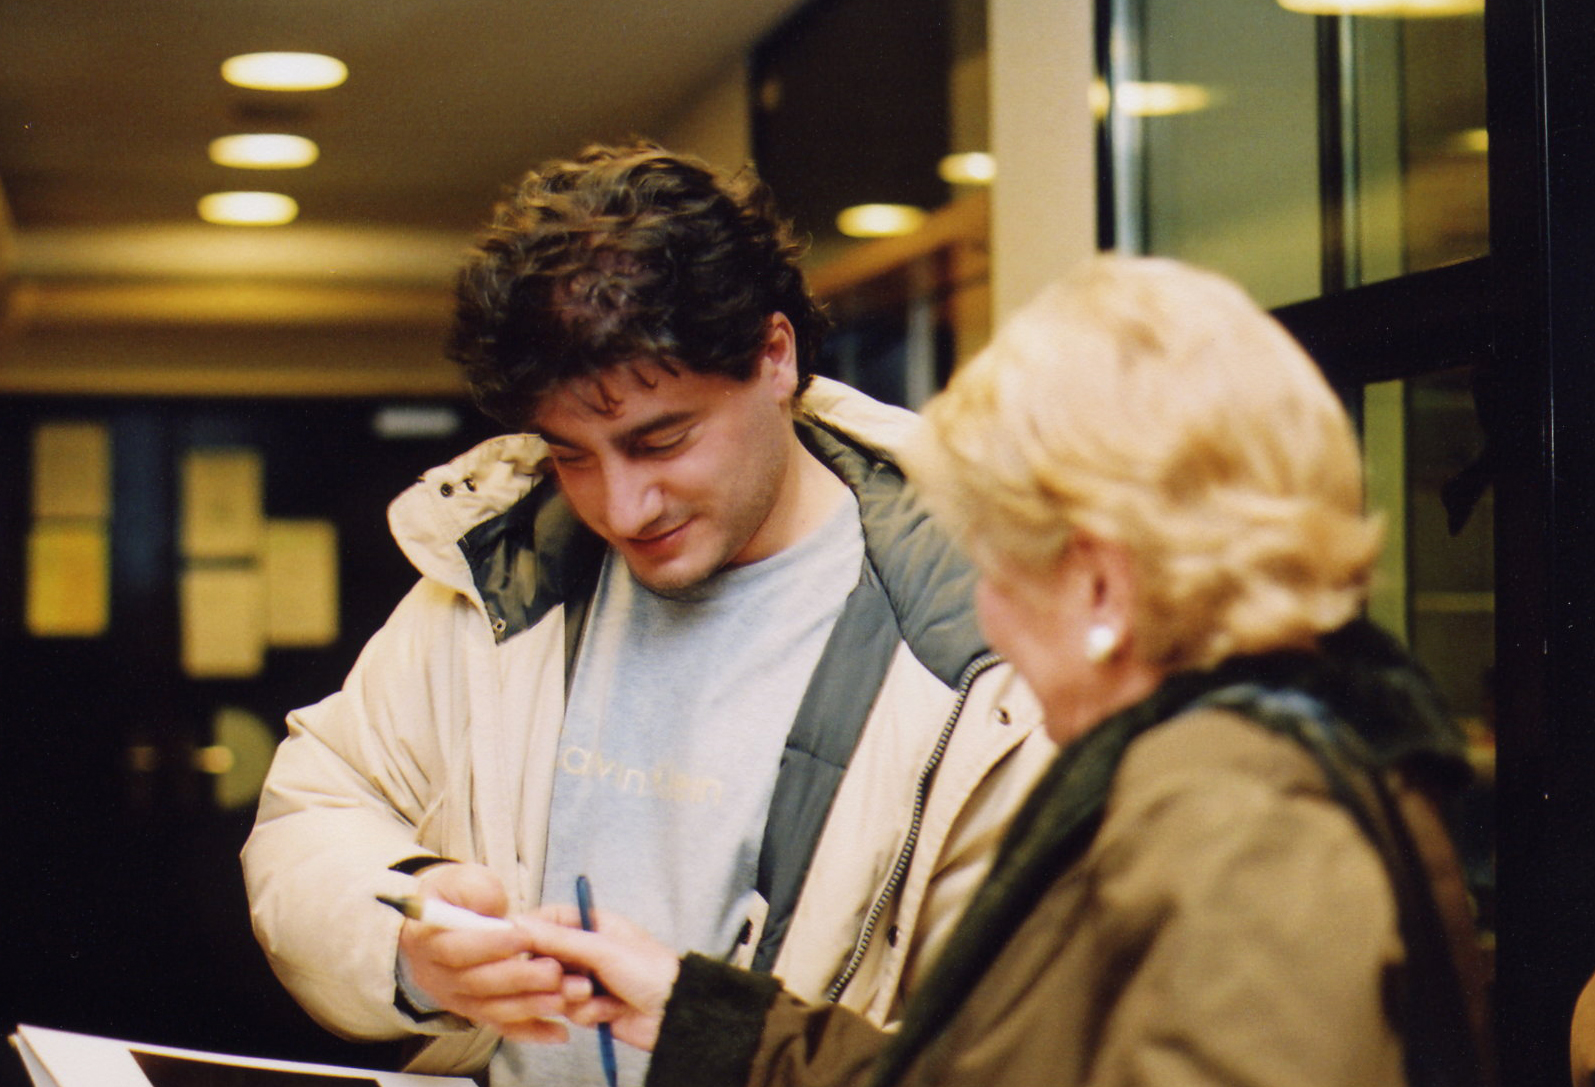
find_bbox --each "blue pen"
[575,875,619,1087]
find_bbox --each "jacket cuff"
[394,950,452,1023]
[646,954,783,1087]
[385,856,468,1029]
[389,855,459,876]
[393,983,463,1027]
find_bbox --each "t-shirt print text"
[556,744,726,806]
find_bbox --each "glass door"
[1097,0,1496,966]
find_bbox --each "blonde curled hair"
[902,256,1383,672]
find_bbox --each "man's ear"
[762,313,799,401]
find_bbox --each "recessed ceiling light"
[1092,79,1215,119]
[208,134,320,169]
[1113,82,1214,117]
[220,52,348,91]
[1277,0,1481,14]
[1091,79,1112,120]
[836,204,928,239]
[939,152,997,185]
[198,191,300,226]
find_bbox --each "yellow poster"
[25,522,110,637]
[264,519,340,647]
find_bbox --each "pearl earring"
[1084,624,1119,664]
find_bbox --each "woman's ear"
[1071,533,1139,654]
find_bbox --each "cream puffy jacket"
[241,379,1056,1076]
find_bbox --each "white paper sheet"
[11,1024,473,1087]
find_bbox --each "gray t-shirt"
[497,493,865,1087]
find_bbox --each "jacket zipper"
[823,651,1005,1002]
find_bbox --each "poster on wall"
[25,522,110,637]
[180,447,264,559]
[179,566,266,678]
[32,422,112,520]
[177,447,268,676]
[264,519,340,647]
[27,422,113,638]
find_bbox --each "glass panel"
[1117,0,1323,307]
[776,0,993,406]
[1363,368,1496,936]
[1344,14,1489,285]
[752,0,984,268]
[1109,0,1497,972]
[1389,16,1490,276]
[1105,0,1489,302]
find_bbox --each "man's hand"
[519,905,682,1052]
[398,863,572,1042]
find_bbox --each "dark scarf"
[868,619,1478,1087]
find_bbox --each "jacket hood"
[387,432,548,603]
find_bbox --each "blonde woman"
[517,257,1489,1087]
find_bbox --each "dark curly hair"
[447,141,830,429]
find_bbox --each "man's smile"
[625,520,691,554]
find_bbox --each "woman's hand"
[516,905,682,1052]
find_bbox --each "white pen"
[377,893,516,932]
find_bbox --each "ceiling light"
[221,52,348,91]
[939,152,997,185]
[1091,79,1215,119]
[1090,79,1112,120]
[208,134,320,169]
[197,192,300,226]
[835,204,928,239]
[1113,82,1214,117]
[1277,0,1482,14]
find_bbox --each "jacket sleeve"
[647,956,888,1087]
[241,579,482,1044]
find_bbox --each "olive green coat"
[645,627,1485,1087]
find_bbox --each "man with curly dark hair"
[244,142,1055,1087]
[449,143,831,428]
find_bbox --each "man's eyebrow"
[620,411,697,443]
[538,411,697,451]
[536,425,581,449]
